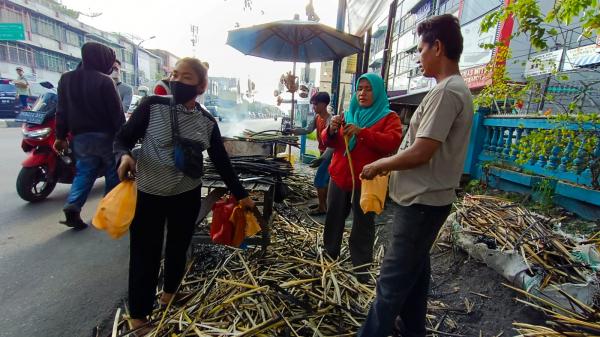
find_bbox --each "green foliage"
[512,113,600,190]
[533,177,555,210]
[465,179,486,194]
[481,0,600,51]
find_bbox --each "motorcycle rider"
[54,42,125,229]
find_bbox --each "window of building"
[31,15,59,40]
[392,72,409,91]
[65,59,79,71]
[35,50,65,72]
[0,42,34,67]
[396,54,413,74]
[398,30,415,52]
[0,5,24,23]
[123,50,134,65]
[437,0,460,15]
[461,0,502,24]
[414,0,432,23]
[400,0,421,17]
[65,29,83,47]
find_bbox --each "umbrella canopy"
[226,20,363,63]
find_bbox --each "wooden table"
[192,178,276,251]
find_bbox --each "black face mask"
[170,81,198,104]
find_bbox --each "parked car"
[0,79,54,118]
[0,80,17,119]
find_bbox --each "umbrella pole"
[288,61,297,160]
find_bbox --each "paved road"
[0,118,282,337]
[0,127,128,337]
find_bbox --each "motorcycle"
[15,82,75,202]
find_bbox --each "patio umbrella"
[227,20,363,126]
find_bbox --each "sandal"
[158,291,192,307]
[129,318,154,337]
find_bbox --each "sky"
[60,0,340,103]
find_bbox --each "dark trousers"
[323,180,375,269]
[128,186,202,319]
[359,203,452,337]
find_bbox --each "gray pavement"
[0,128,129,337]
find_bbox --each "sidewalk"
[0,119,21,128]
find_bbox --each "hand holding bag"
[92,180,137,239]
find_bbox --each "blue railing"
[464,108,600,220]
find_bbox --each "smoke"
[219,117,248,138]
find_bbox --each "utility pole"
[330,0,346,114]
[381,0,398,90]
[134,36,155,87]
[190,25,199,58]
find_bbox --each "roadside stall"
[192,131,298,251]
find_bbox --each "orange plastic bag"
[92,180,137,239]
[360,174,389,215]
[244,211,261,238]
[229,206,261,247]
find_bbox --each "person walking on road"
[358,14,473,337]
[54,42,125,229]
[114,57,255,335]
[291,92,332,216]
[322,73,403,283]
[111,60,133,112]
[14,66,30,110]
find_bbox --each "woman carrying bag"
[321,73,402,283]
[114,57,254,334]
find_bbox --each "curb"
[0,119,21,128]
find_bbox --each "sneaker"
[308,204,319,210]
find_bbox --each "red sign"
[461,65,491,89]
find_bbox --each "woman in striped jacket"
[114,57,254,334]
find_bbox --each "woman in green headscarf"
[320,73,403,283]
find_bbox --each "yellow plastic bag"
[92,180,137,239]
[360,174,389,215]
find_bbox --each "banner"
[347,0,393,37]
[461,65,492,89]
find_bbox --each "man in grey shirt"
[359,14,473,337]
[111,60,133,112]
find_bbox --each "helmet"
[138,85,149,96]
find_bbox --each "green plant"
[465,179,486,194]
[481,0,600,51]
[533,177,556,210]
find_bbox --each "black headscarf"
[80,42,116,75]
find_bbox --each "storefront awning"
[574,53,600,68]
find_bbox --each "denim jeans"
[313,154,331,189]
[63,132,119,213]
[358,203,452,337]
[18,95,28,108]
